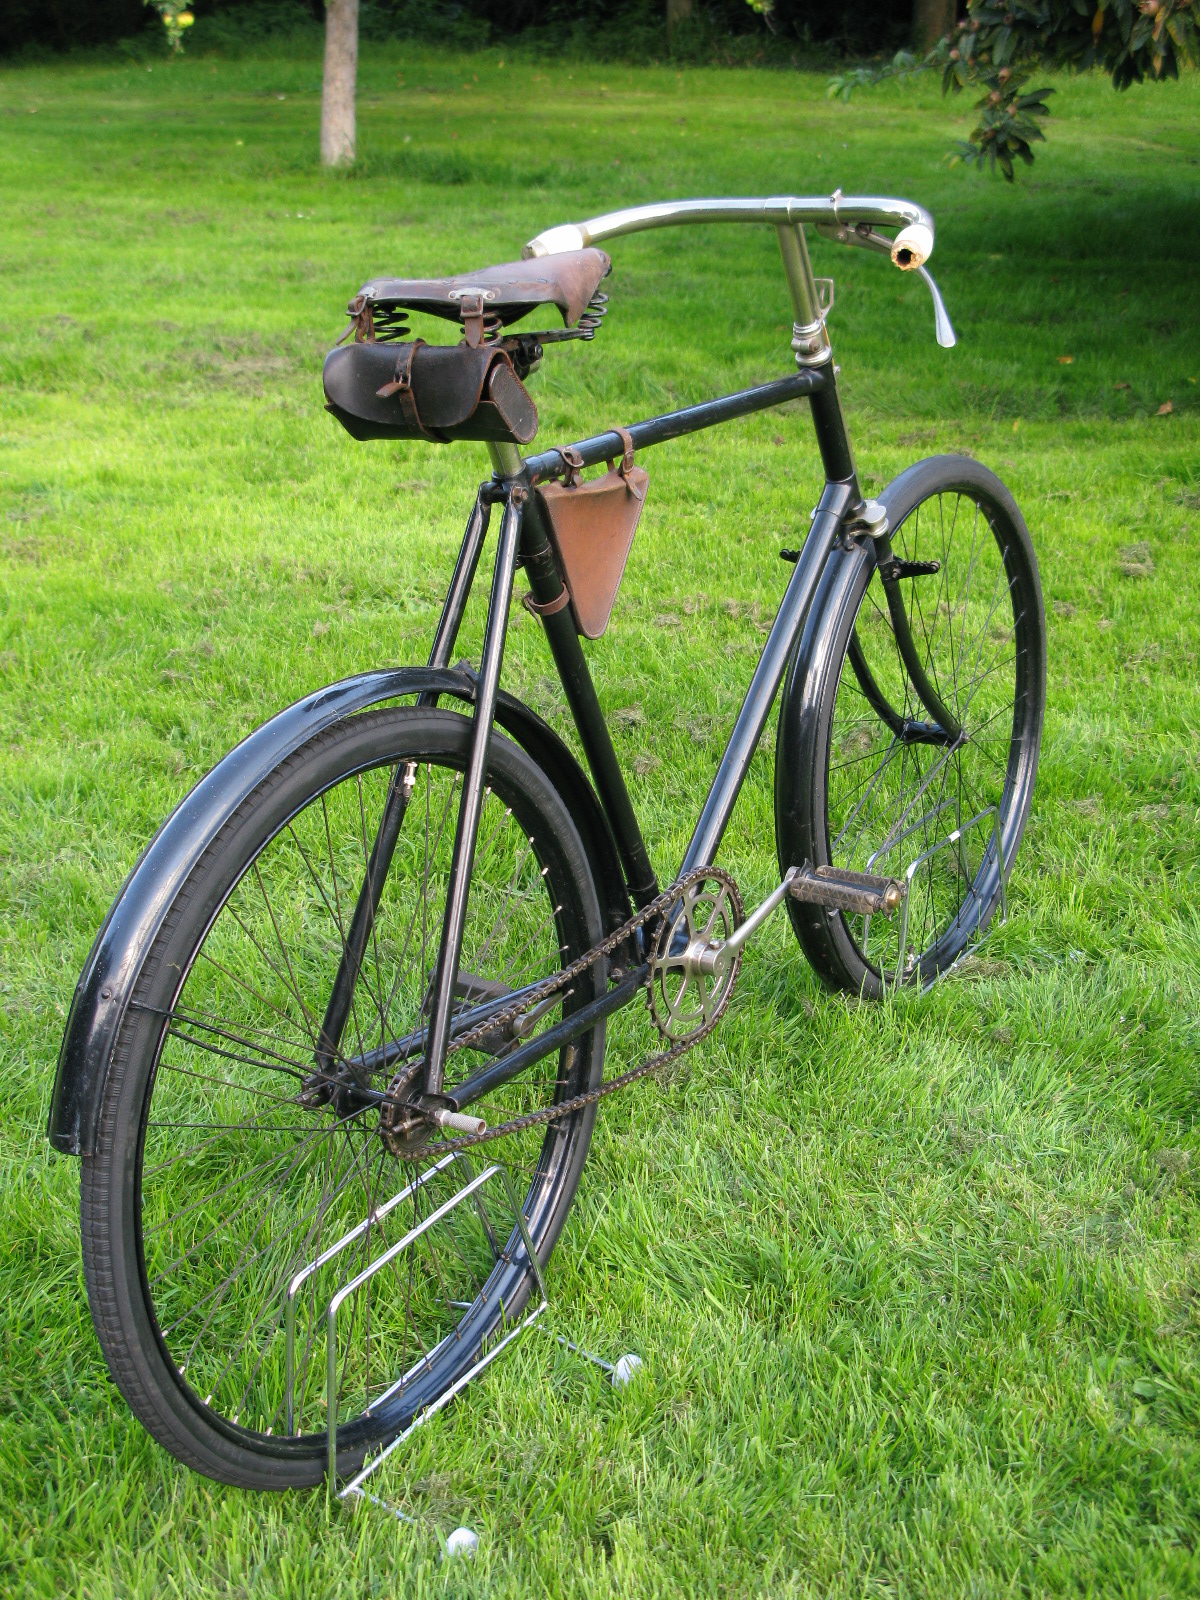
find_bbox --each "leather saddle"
[352,247,610,330]
[324,247,611,446]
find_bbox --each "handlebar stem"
[776,224,832,369]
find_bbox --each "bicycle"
[48,193,1046,1491]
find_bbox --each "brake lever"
[815,222,956,350]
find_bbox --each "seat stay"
[314,493,492,1075]
[421,488,526,1101]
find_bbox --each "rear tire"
[81,706,605,1488]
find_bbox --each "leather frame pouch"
[533,428,648,639]
[322,340,539,445]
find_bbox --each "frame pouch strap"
[558,445,585,488]
[522,586,572,619]
[605,426,646,501]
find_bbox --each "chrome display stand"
[869,802,1007,988]
[287,1151,640,1557]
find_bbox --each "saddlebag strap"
[609,426,637,482]
[559,446,585,488]
[375,338,429,435]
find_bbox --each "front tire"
[776,456,1046,997]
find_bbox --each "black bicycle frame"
[318,346,876,1106]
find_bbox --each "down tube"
[679,480,855,876]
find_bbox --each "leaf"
[1157,400,1173,415]
[1132,1377,1159,1400]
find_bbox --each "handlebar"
[524,192,934,269]
[524,191,954,349]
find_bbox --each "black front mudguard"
[49,667,632,1156]
[774,539,875,882]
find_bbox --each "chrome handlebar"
[524,191,955,350]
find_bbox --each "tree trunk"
[913,0,956,53]
[320,0,358,168]
[666,0,693,38]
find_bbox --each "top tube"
[524,193,935,262]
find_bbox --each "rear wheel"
[777,456,1046,996]
[81,706,604,1488]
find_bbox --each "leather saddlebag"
[533,429,648,639]
[323,339,539,445]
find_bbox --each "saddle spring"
[342,287,607,352]
[369,304,413,343]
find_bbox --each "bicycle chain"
[384,865,741,1160]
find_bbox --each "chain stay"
[389,866,741,1159]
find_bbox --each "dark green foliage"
[1,0,913,61]
[832,0,1200,175]
[0,0,148,56]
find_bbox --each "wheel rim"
[133,732,596,1457]
[824,486,1038,985]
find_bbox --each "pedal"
[877,557,940,582]
[788,863,905,917]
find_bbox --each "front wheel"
[80,706,605,1488]
[776,456,1046,997]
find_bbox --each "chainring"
[648,868,744,1042]
[384,865,744,1160]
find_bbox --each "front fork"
[848,530,962,747]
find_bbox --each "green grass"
[2,39,1200,1598]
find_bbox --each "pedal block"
[878,557,940,582]
[788,863,906,918]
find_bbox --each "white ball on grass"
[443,1526,479,1560]
[611,1353,643,1387]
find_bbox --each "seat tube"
[490,440,658,908]
[422,485,525,1099]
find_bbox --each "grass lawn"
[2,38,1199,1598]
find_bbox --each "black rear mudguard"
[48,667,632,1156]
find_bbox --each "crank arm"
[445,965,649,1113]
[681,868,804,982]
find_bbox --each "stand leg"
[318,1158,643,1550]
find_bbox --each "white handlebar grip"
[890,222,933,271]
[523,222,588,259]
